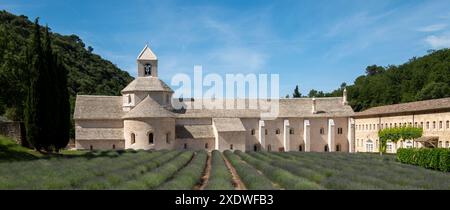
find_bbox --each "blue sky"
[2,0,450,96]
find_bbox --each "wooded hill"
[0,10,133,121]
[297,48,450,112]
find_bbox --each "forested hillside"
[297,49,450,112]
[0,10,133,121]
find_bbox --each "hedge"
[397,148,450,172]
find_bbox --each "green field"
[0,137,449,190]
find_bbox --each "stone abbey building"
[74,45,356,152]
[74,45,450,152]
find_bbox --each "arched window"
[144,63,152,76]
[253,144,258,151]
[131,133,136,144]
[267,144,272,151]
[205,143,209,149]
[112,144,116,150]
[275,129,280,134]
[299,145,303,151]
[324,145,329,152]
[90,145,93,151]
[265,129,268,135]
[166,133,170,144]
[290,129,294,135]
[336,144,341,152]
[148,133,154,144]
[184,143,187,149]
[251,129,255,135]
[320,128,325,134]
[446,121,449,129]
[438,141,442,148]
[446,141,449,148]
[230,144,234,150]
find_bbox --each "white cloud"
[417,24,447,32]
[425,34,450,49]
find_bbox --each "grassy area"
[0,135,90,162]
[0,146,449,190]
[0,135,41,161]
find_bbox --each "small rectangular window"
[289,129,294,134]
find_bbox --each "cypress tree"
[55,57,70,151]
[42,26,58,151]
[24,18,44,151]
[293,85,301,98]
[42,26,70,152]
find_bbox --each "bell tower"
[137,44,158,77]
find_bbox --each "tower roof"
[121,77,173,93]
[137,44,157,60]
[123,96,175,119]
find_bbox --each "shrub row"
[235,151,323,190]
[205,150,235,190]
[80,150,180,189]
[0,150,164,189]
[157,151,208,190]
[223,150,276,190]
[397,148,450,172]
[117,151,194,190]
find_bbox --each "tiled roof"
[121,77,173,93]
[175,125,214,139]
[175,98,354,118]
[355,97,450,117]
[122,96,175,119]
[73,95,124,120]
[74,96,354,120]
[213,118,246,132]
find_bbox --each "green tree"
[0,10,133,139]
[23,20,71,152]
[365,65,385,76]
[378,126,422,155]
[415,82,450,101]
[24,18,44,150]
[293,85,301,98]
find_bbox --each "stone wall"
[355,111,450,153]
[0,121,25,145]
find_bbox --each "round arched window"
[144,63,152,76]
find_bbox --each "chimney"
[343,88,348,105]
[312,97,317,114]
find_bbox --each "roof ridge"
[77,95,121,98]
